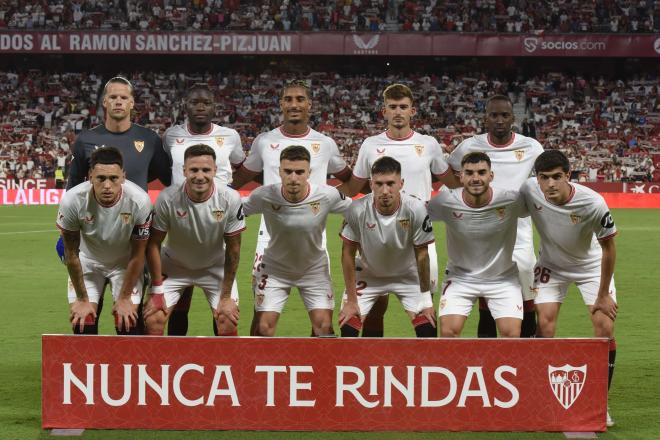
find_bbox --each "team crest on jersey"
[271,204,281,211]
[83,214,95,224]
[452,211,463,220]
[215,136,224,147]
[495,207,506,219]
[176,209,188,219]
[120,212,132,225]
[548,364,587,409]
[439,297,447,310]
[414,144,424,157]
[376,147,386,155]
[310,201,321,216]
[134,140,145,152]
[514,149,525,161]
[570,213,582,224]
[270,143,279,150]
[175,138,185,144]
[311,143,321,154]
[212,209,225,222]
[255,293,265,306]
[398,218,411,231]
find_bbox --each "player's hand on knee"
[143,283,165,319]
[70,299,97,332]
[418,307,437,328]
[338,300,361,327]
[113,298,137,332]
[215,297,239,326]
[592,295,618,321]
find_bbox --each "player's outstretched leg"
[477,298,497,337]
[361,295,388,337]
[168,286,192,335]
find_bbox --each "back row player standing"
[62,76,171,334]
[447,94,543,338]
[159,84,245,336]
[231,80,353,335]
[342,83,460,336]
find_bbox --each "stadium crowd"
[0,0,657,33]
[0,69,658,183]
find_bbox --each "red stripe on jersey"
[432,168,452,178]
[487,133,516,148]
[597,231,618,242]
[224,227,246,237]
[333,166,352,182]
[385,129,414,141]
[414,239,436,248]
[94,187,123,208]
[281,183,311,203]
[340,234,360,245]
[56,223,79,233]
[461,187,493,208]
[279,126,311,138]
[184,182,216,203]
[186,122,214,136]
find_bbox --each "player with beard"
[159,84,245,336]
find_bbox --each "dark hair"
[371,156,401,176]
[103,76,133,97]
[90,146,123,169]
[184,144,216,161]
[486,94,513,109]
[282,79,311,99]
[383,83,413,104]
[280,145,310,162]
[534,150,569,173]
[187,83,213,98]
[461,152,491,168]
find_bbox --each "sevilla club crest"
[495,207,506,219]
[414,144,424,157]
[310,201,321,216]
[398,218,410,231]
[215,136,224,147]
[548,364,587,409]
[570,213,582,224]
[311,143,321,154]
[212,210,225,222]
[120,212,132,225]
[134,140,145,152]
[514,149,525,161]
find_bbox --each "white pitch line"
[0,229,56,235]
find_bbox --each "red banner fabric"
[42,336,608,432]
[1,32,658,57]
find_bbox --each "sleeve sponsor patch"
[422,215,433,233]
[600,212,615,229]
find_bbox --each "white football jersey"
[353,131,450,200]
[163,122,245,186]
[341,192,434,279]
[520,178,617,274]
[56,180,152,267]
[428,187,527,281]
[243,126,348,186]
[448,133,544,248]
[152,178,246,270]
[243,183,351,276]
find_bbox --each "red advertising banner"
[42,336,608,432]
[1,31,658,57]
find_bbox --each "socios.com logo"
[523,37,538,53]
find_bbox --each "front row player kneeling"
[428,152,527,338]
[521,150,618,427]
[338,156,437,337]
[57,146,153,334]
[142,144,245,336]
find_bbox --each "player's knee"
[144,313,167,335]
[312,322,334,337]
[216,316,238,336]
[592,318,614,338]
[499,326,521,338]
[440,322,461,337]
[536,314,557,337]
[256,320,276,337]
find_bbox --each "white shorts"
[161,253,239,309]
[67,254,142,305]
[439,277,523,320]
[533,265,617,306]
[253,263,335,313]
[513,242,537,301]
[428,243,439,293]
[343,272,421,316]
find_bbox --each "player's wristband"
[150,282,164,296]
[418,291,433,311]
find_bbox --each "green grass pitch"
[0,205,658,439]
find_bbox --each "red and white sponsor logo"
[523,37,606,53]
[351,34,380,54]
[628,183,660,194]
[548,364,587,410]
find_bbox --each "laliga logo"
[523,37,539,53]
[654,37,660,55]
[548,364,587,409]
